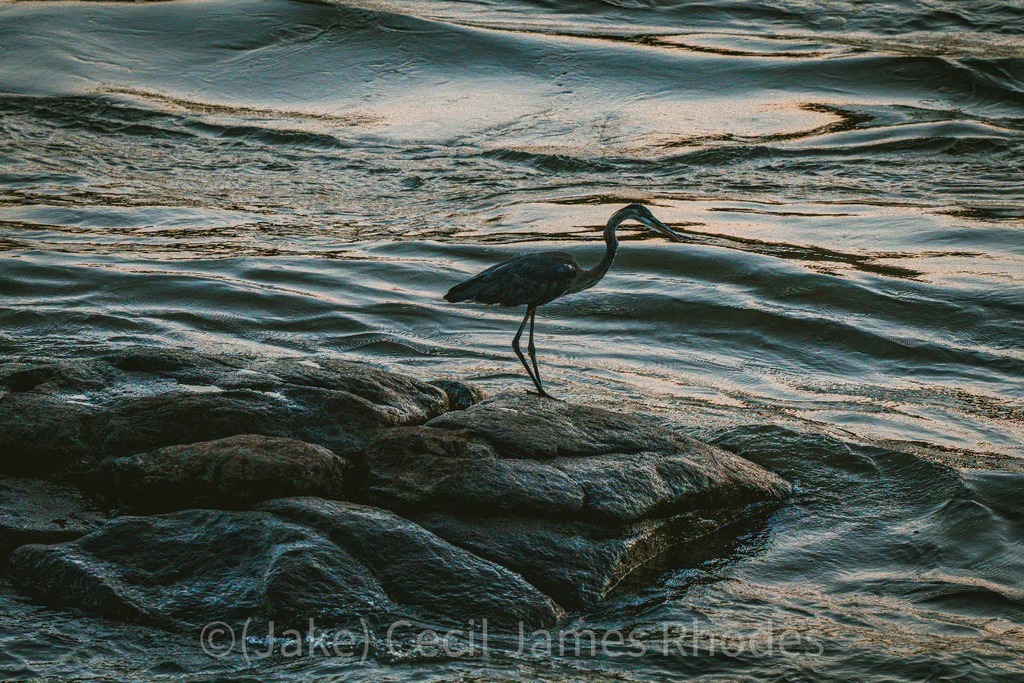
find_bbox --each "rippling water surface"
[1,0,1023,680]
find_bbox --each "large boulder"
[0,478,105,562]
[257,497,561,628]
[358,393,791,608]
[361,421,786,524]
[86,435,349,513]
[0,348,450,475]
[413,510,743,610]
[232,357,449,427]
[10,503,561,631]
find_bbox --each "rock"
[2,348,793,630]
[0,347,450,475]
[93,391,297,459]
[414,510,744,610]
[281,386,423,453]
[100,346,228,380]
[240,357,448,426]
[94,387,413,461]
[92,365,447,460]
[360,427,584,517]
[257,497,562,628]
[362,394,791,522]
[11,502,561,631]
[0,478,105,562]
[428,379,485,412]
[425,392,682,459]
[359,394,792,608]
[10,509,378,629]
[1,358,117,394]
[86,435,349,513]
[0,393,96,475]
[548,448,788,524]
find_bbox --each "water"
[1,0,1023,679]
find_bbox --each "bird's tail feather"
[446,260,508,303]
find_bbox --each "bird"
[444,203,684,398]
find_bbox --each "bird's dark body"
[444,252,582,307]
[443,204,682,398]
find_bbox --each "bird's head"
[610,203,684,242]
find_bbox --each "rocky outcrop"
[0,348,449,475]
[10,502,561,631]
[2,347,792,635]
[86,435,349,513]
[0,478,106,562]
[359,393,791,608]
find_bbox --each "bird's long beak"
[640,216,685,242]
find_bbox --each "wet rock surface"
[360,393,791,608]
[2,347,791,633]
[362,400,790,523]
[257,497,562,628]
[414,511,740,610]
[361,426,586,518]
[425,392,685,459]
[86,435,349,514]
[0,478,106,562]
[11,508,381,629]
[0,348,449,475]
[11,502,561,631]
[0,393,96,476]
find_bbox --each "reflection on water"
[1,0,1023,680]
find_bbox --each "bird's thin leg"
[512,306,545,396]
[527,307,552,398]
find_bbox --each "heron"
[444,203,684,398]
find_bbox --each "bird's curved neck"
[571,215,621,293]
